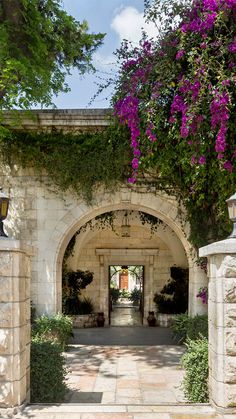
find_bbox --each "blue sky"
[52,1,157,109]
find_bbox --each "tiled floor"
[64,344,186,404]
[110,304,142,326]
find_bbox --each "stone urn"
[96,312,105,327]
[147,311,156,327]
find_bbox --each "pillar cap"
[199,238,236,257]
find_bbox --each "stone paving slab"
[64,344,186,405]
[12,404,236,419]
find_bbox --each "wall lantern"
[121,211,131,238]
[0,190,10,237]
[226,192,236,238]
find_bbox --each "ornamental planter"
[156,313,177,327]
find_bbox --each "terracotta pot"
[97,312,105,327]
[147,311,156,327]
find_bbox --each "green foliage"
[62,269,94,315]
[1,124,130,203]
[110,287,120,303]
[181,337,209,403]
[171,313,208,343]
[32,313,73,349]
[0,0,104,110]
[154,267,188,314]
[78,297,94,314]
[139,212,163,234]
[129,287,142,304]
[120,288,130,299]
[31,335,67,403]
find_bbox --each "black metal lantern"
[226,192,236,238]
[0,190,9,237]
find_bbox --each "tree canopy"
[0,0,104,109]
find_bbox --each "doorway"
[109,265,144,326]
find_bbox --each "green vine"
[138,211,163,235]
[1,122,131,202]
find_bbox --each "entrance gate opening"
[109,265,144,326]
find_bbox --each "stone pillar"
[0,239,31,409]
[199,239,236,411]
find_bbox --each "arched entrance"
[38,188,208,318]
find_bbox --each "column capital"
[199,238,236,257]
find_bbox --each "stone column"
[199,239,236,411]
[0,239,31,410]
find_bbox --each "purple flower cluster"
[229,39,236,53]
[196,286,208,304]
[114,0,235,179]
[146,124,157,143]
[210,91,230,156]
[114,94,141,183]
[176,49,185,60]
[181,0,236,35]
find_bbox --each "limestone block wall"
[0,240,31,408]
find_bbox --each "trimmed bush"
[181,337,209,403]
[32,313,73,349]
[171,313,208,343]
[31,336,67,403]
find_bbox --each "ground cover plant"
[32,313,73,349]
[181,336,209,402]
[30,335,67,403]
[31,313,73,402]
[171,313,208,342]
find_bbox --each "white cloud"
[111,6,158,45]
[93,52,116,69]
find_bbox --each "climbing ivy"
[1,122,131,202]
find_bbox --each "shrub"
[181,337,209,403]
[171,313,208,343]
[154,267,188,314]
[32,313,73,349]
[31,336,67,403]
[62,269,94,314]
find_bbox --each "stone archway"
[38,187,207,317]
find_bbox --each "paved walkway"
[65,343,185,404]
[111,305,142,326]
[11,327,236,418]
